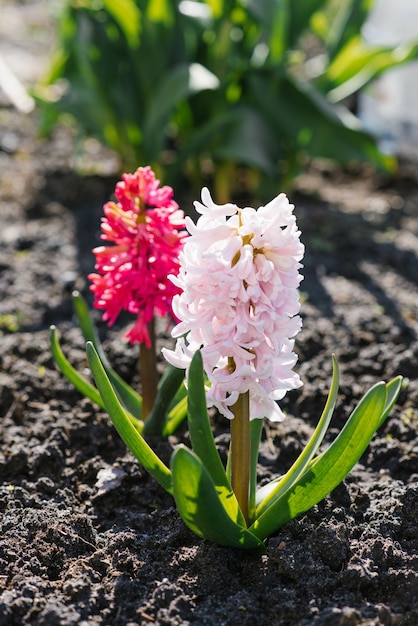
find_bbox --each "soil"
[1,3,418,626]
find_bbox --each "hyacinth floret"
[89,166,187,347]
[163,187,304,421]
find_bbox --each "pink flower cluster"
[163,188,304,421]
[89,166,187,347]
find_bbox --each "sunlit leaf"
[147,0,174,25]
[102,0,141,48]
[72,291,143,421]
[250,378,401,540]
[255,355,339,515]
[143,63,219,160]
[324,39,418,102]
[171,445,265,549]
[86,342,172,494]
[290,0,329,43]
[248,72,395,171]
[143,365,186,435]
[324,0,375,58]
[50,325,105,409]
[187,351,245,526]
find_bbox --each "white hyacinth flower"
[163,187,304,421]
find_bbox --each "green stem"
[230,391,251,525]
[139,318,158,421]
[249,418,263,524]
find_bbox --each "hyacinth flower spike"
[163,188,305,521]
[87,188,402,549]
[51,167,189,436]
[88,167,187,422]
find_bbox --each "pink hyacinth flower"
[163,187,304,421]
[89,166,187,347]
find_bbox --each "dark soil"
[1,5,418,626]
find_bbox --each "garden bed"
[0,103,417,625]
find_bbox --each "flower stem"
[139,318,158,420]
[230,391,251,525]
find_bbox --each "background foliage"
[36,0,418,197]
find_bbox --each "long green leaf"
[324,0,374,58]
[50,325,105,409]
[86,342,172,494]
[143,365,186,435]
[187,351,245,526]
[326,40,418,102]
[212,105,280,175]
[164,396,188,436]
[102,0,141,48]
[50,322,143,432]
[255,355,340,515]
[377,376,403,429]
[143,63,219,160]
[248,0,290,62]
[171,445,265,550]
[250,380,394,540]
[249,72,395,171]
[288,0,330,46]
[72,291,143,420]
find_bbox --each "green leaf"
[171,445,265,550]
[143,365,186,435]
[146,0,175,25]
[255,355,340,515]
[250,378,401,540]
[325,39,418,102]
[203,0,223,19]
[143,63,219,160]
[72,291,143,421]
[248,72,395,171]
[86,342,172,494]
[102,0,141,48]
[187,351,245,526]
[163,395,188,436]
[377,376,403,429]
[248,0,290,62]
[50,325,105,409]
[212,105,280,175]
[286,0,329,47]
[324,0,375,59]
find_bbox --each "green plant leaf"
[143,63,219,160]
[322,0,374,58]
[187,351,245,526]
[212,105,280,175]
[50,325,105,409]
[377,376,403,429]
[171,445,265,550]
[143,365,186,435]
[163,395,188,436]
[287,0,329,46]
[248,0,290,62]
[255,355,340,515]
[248,72,395,171]
[72,291,143,421]
[102,0,141,48]
[86,342,172,494]
[325,39,418,102]
[203,0,223,19]
[146,0,175,25]
[250,377,401,540]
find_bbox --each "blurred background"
[1,0,418,201]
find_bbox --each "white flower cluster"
[163,188,304,421]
